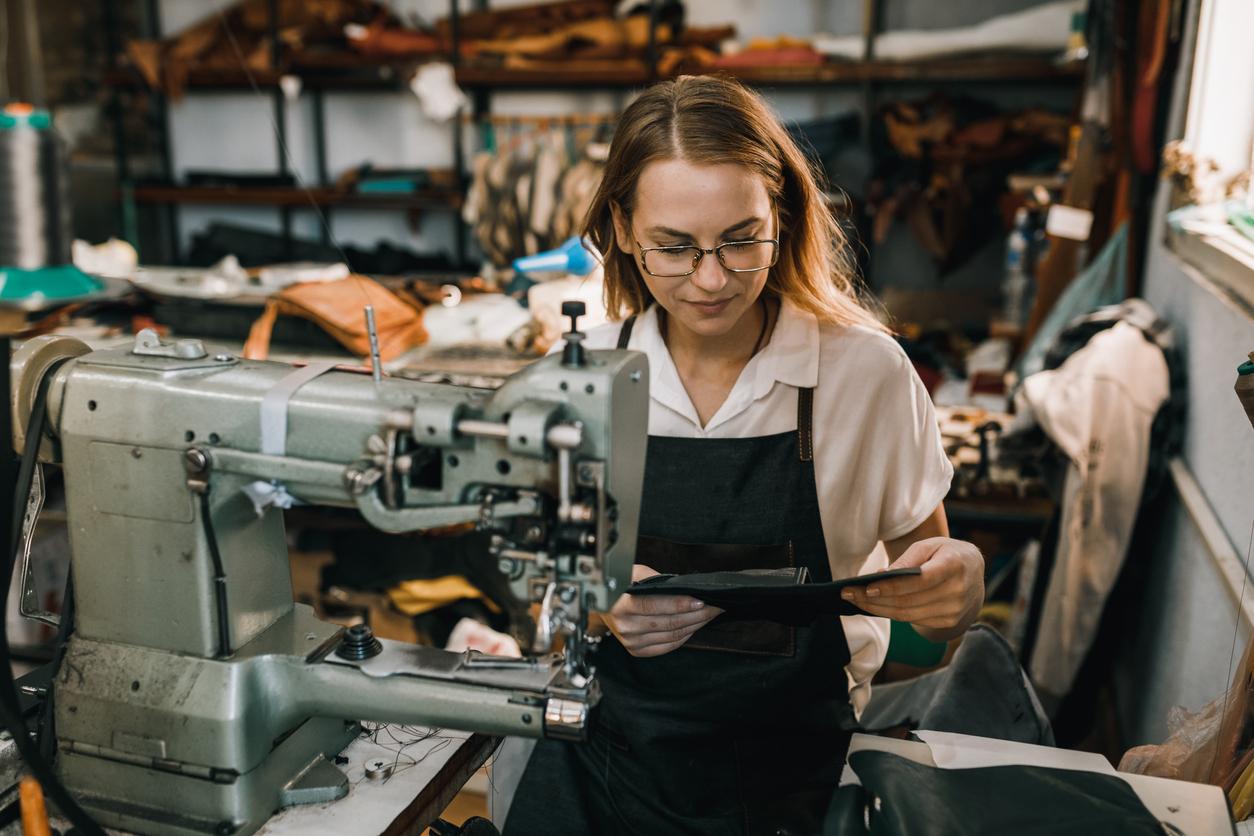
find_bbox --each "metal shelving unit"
[450,0,1085,283]
[103,0,1085,273]
[101,0,471,267]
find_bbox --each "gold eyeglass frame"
[634,238,780,278]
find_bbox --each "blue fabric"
[1017,223,1128,381]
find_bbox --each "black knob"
[336,623,382,660]
[562,301,586,333]
[561,300,588,369]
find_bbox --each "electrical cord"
[2,357,105,835]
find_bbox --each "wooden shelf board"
[455,56,1084,89]
[102,64,418,92]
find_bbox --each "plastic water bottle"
[1001,210,1031,327]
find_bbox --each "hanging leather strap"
[797,387,814,463]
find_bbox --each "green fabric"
[1227,200,1254,245]
[884,619,947,667]
[0,264,104,302]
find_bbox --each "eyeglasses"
[635,238,779,278]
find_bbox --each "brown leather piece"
[243,275,427,362]
[637,535,796,657]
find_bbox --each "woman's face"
[613,158,775,340]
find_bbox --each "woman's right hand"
[602,564,723,657]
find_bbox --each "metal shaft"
[363,304,382,383]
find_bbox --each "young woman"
[505,75,985,836]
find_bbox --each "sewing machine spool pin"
[364,304,382,384]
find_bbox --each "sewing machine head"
[10,313,646,835]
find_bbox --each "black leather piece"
[839,750,1165,836]
[628,566,923,624]
[635,535,803,655]
[821,785,869,836]
[860,624,1054,746]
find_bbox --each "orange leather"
[243,275,427,362]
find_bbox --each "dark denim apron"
[505,317,855,836]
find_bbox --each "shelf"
[102,62,421,92]
[131,184,464,211]
[455,56,1084,90]
[455,63,652,89]
[714,56,1085,85]
[106,55,1082,94]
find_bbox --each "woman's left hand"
[840,537,985,642]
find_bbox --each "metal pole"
[450,0,469,269]
[102,0,130,245]
[859,0,878,148]
[269,0,293,259]
[857,0,880,285]
[312,88,331,246]
[143,0,180,263]
[647,0,659,81]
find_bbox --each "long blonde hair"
[585,75,885,330]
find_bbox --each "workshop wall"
[1116,206,1254,745]
[1113,5,1254,744]
[157,0,1063,275]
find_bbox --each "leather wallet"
[627,566,923,625]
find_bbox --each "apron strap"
[797,387,814,462]
[616,315,637,349]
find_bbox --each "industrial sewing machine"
[8,306,646,836]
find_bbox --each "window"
[1166,0,1254,309]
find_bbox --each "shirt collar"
[751,297,820,398]
[628,298,821,429]
[629,305,700,426]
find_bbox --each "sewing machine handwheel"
[10,335,90,461]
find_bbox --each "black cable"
[198,490,233,658]
[2,357,105,835]
[37,571,75,763]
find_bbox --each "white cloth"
[812,1,1081,62]
[1016,321,1169,701]
[579,299,954,712]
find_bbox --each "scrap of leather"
[837,749,1164,835]
[436,0,616,42]
[628,565,922,625]
[243,275,427,362]
[473,17,666,62]
[124,0,413,99]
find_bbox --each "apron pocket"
[685,616,796,656]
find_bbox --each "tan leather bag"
[243,275,427,362]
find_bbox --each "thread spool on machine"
[0,102,109,334]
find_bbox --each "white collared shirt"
[579,299,954,713]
